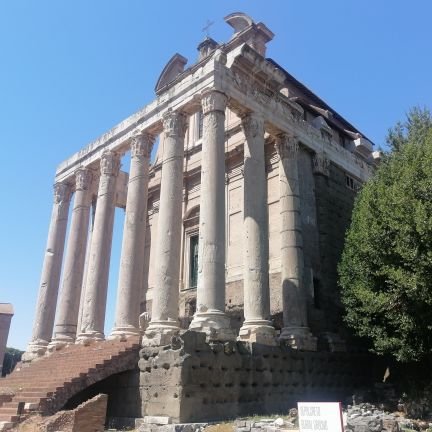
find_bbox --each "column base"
[47,334,76,352]
[189,310,236,342]
[142,320,180,347]
[279,326,317,351]
[75,330,105,344]
[22,339,49,362]
[238,320,277,345]
[109,325,141,340]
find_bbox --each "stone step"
[0,339,139,430]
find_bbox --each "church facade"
[24,12,378,362]
[12,13,384,424]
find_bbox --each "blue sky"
[1,1,431,350]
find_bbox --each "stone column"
[111,133,153,337]
[238,113,275,345]
[23,182,72,361]
[76,151,121,342]
[189,90,234,341]
[143,110,186,346]
[276,134,316,350]
[50,168,93,347]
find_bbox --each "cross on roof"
[202,19,215,37]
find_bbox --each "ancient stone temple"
[0,12,382,430]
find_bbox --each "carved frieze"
[100,151,121,177]
[162,110,187,138]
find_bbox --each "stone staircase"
[0,337,140,430]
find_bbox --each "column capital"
[53,182,72,204]
[275,134,299,159]
[100,151,121,177]
[75,168,93,191]
[313,152,330,176]
[130,132,154,158]
[162,110,187,138]
[241,112,264,138]
[201,89,227,115]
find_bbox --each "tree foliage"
[2,347,23,377]
[339,108,432,362]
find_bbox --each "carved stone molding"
[162,110,187,138]
[275,134,299,160]
[100,151,121,177]
[130,133,154,158]
[313,152,330,177]
[241,112,264,139]
[53,182,71,204]
[74,168,92,191]
[201,90,228,115]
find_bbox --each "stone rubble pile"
[135,403,432,432]
[235,409,298,432]
[345,403,432,432]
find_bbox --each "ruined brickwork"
[138,332,382,423]
[15,394,107,432]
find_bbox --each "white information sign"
[298,402,343,432]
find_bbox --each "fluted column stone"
[276,134,316,350]
[50,168,93,347]
[111,133,153,337]
[23,182,72,361]
[238,113,275,345]
[143,110,186,346]
[189,90,234,341]
[77,151,121,342]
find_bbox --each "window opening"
[189,235,199,288]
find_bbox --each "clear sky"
[1,1,431,350]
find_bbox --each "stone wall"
[139,332,383,423]
[311,163,357,335]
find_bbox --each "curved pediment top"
[155,53,188,93]
[224,12,254,34]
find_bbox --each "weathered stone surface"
[77,151,121,342]
[51,168,93,346]
[139,331,380,424]
[14,393,107,432]
[189,90,234,342]
[112,133,153,337]
[24,183,71,360]
[144,111,187,345]
[238,113,275,345]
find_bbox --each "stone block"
[144,416,172,425]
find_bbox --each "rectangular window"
[345,174,361,191]
[198,111,204,139]
[189,235,199,289]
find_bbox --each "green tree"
[338,108,432,362]
[2,347,23,376]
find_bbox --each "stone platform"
[139,331,383,423]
